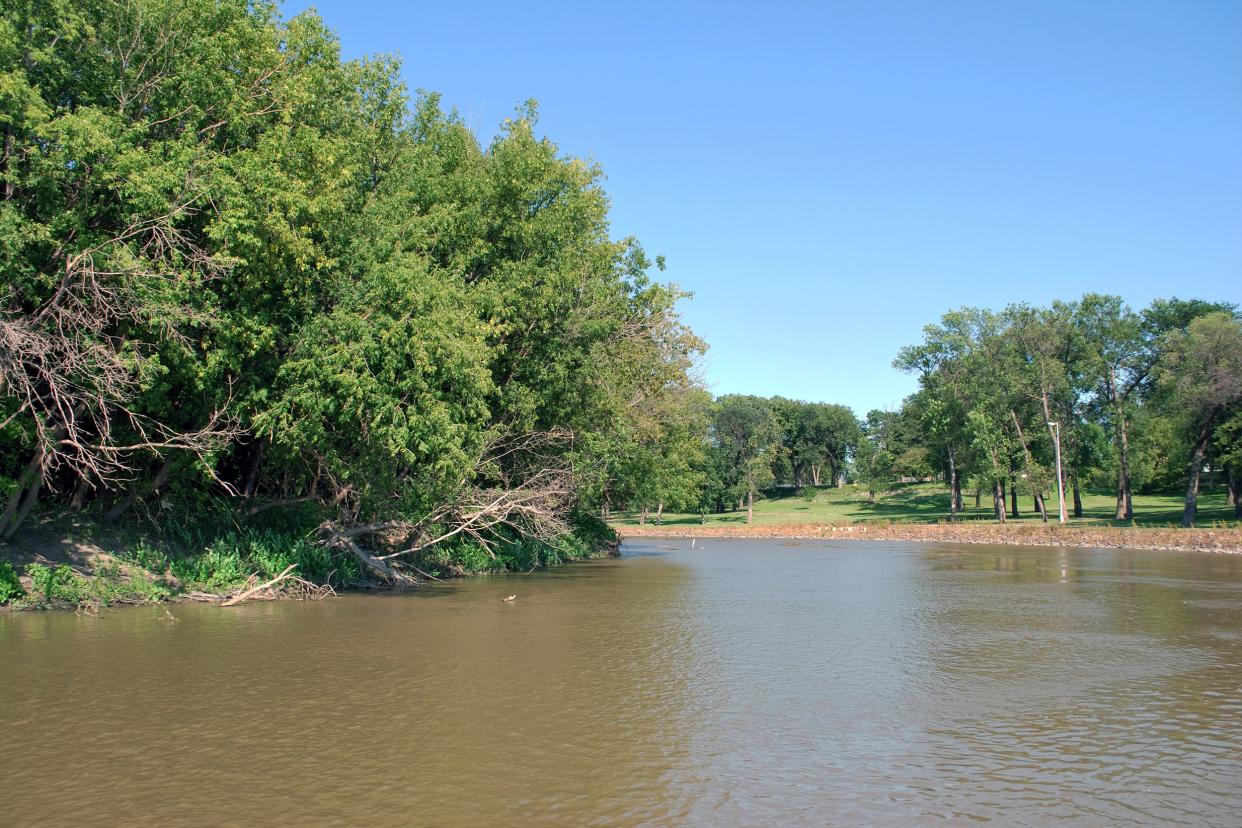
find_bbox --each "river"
[2,540,1240,826]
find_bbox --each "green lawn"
[613,482,1240,529]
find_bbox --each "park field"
[612,482,1240,529]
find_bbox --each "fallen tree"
[318,433,576,582]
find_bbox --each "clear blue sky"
[287,0,1242,415]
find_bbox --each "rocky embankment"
[620,522,1242,553]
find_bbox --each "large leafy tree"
[713,395,781,524]
[1155,313,1242,527]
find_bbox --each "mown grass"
[614,482,1240,529]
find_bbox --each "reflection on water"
[2,541,1240,826]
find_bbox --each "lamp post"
[1048,421,1067,524]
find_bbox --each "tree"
[770,398,859,487]
[713,396,781,524]
[1075,295,1235,519]
[1155,313,1242,527]
[854,410,897,504]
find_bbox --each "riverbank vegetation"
[0,0,701,604]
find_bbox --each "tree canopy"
[0,0,704,574]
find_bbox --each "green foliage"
[854,411,898,501]
[123,529,355,592]
[22,560,174,606]
[0,561,24,604]
[0,0,705,565]
[891,295,1240,524]
[423,512,614,576]
[25,564,87,605]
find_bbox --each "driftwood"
[221,565,336,606]
[184,590,226,602]
[310,429,577,579]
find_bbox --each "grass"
[614,482,1240,529]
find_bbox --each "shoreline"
[0,526,621,612]
[618,522,1242,554]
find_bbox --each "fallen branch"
[222,564,296,606]
[219,565,337,606]
[184,590,226,602]
[320,528,417,585]
[409,564,443,582]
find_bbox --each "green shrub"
[801,486,817,502]
[0,561,24,604]
[569,510,617,550]
[150,528,354,591]
[25,563,90,605]
[450,541,502,574]
[125,571,171,602]
[125,541,169,573]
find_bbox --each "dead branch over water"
[218,565,336,606]
[318,431,576,581]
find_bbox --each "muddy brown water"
[2,540,1241,826]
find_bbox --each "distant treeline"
[620,296,1242,528]
[0,1,702,577]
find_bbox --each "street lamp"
[1047,421,1067,524]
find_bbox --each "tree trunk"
[746,488,754,525]
[2,474,43,541]
[0,443,48,539]
[639,506,647,526]
[103,459,174,524]
[1182,416,1216,528]
[1009,410,1042,521]
[947,444,958,521]
[655,501,664,526]
[1112,371,1134,519]
[1228,466,1241,518]
[242,440,265,499]
[69,474,93,512]
[1010,481,1019,519]
[1072,474,1083,518]
[975,487,981,508]
[993,479,1007,523]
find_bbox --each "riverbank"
[0,512,619,610]
[619,522,1242,553]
